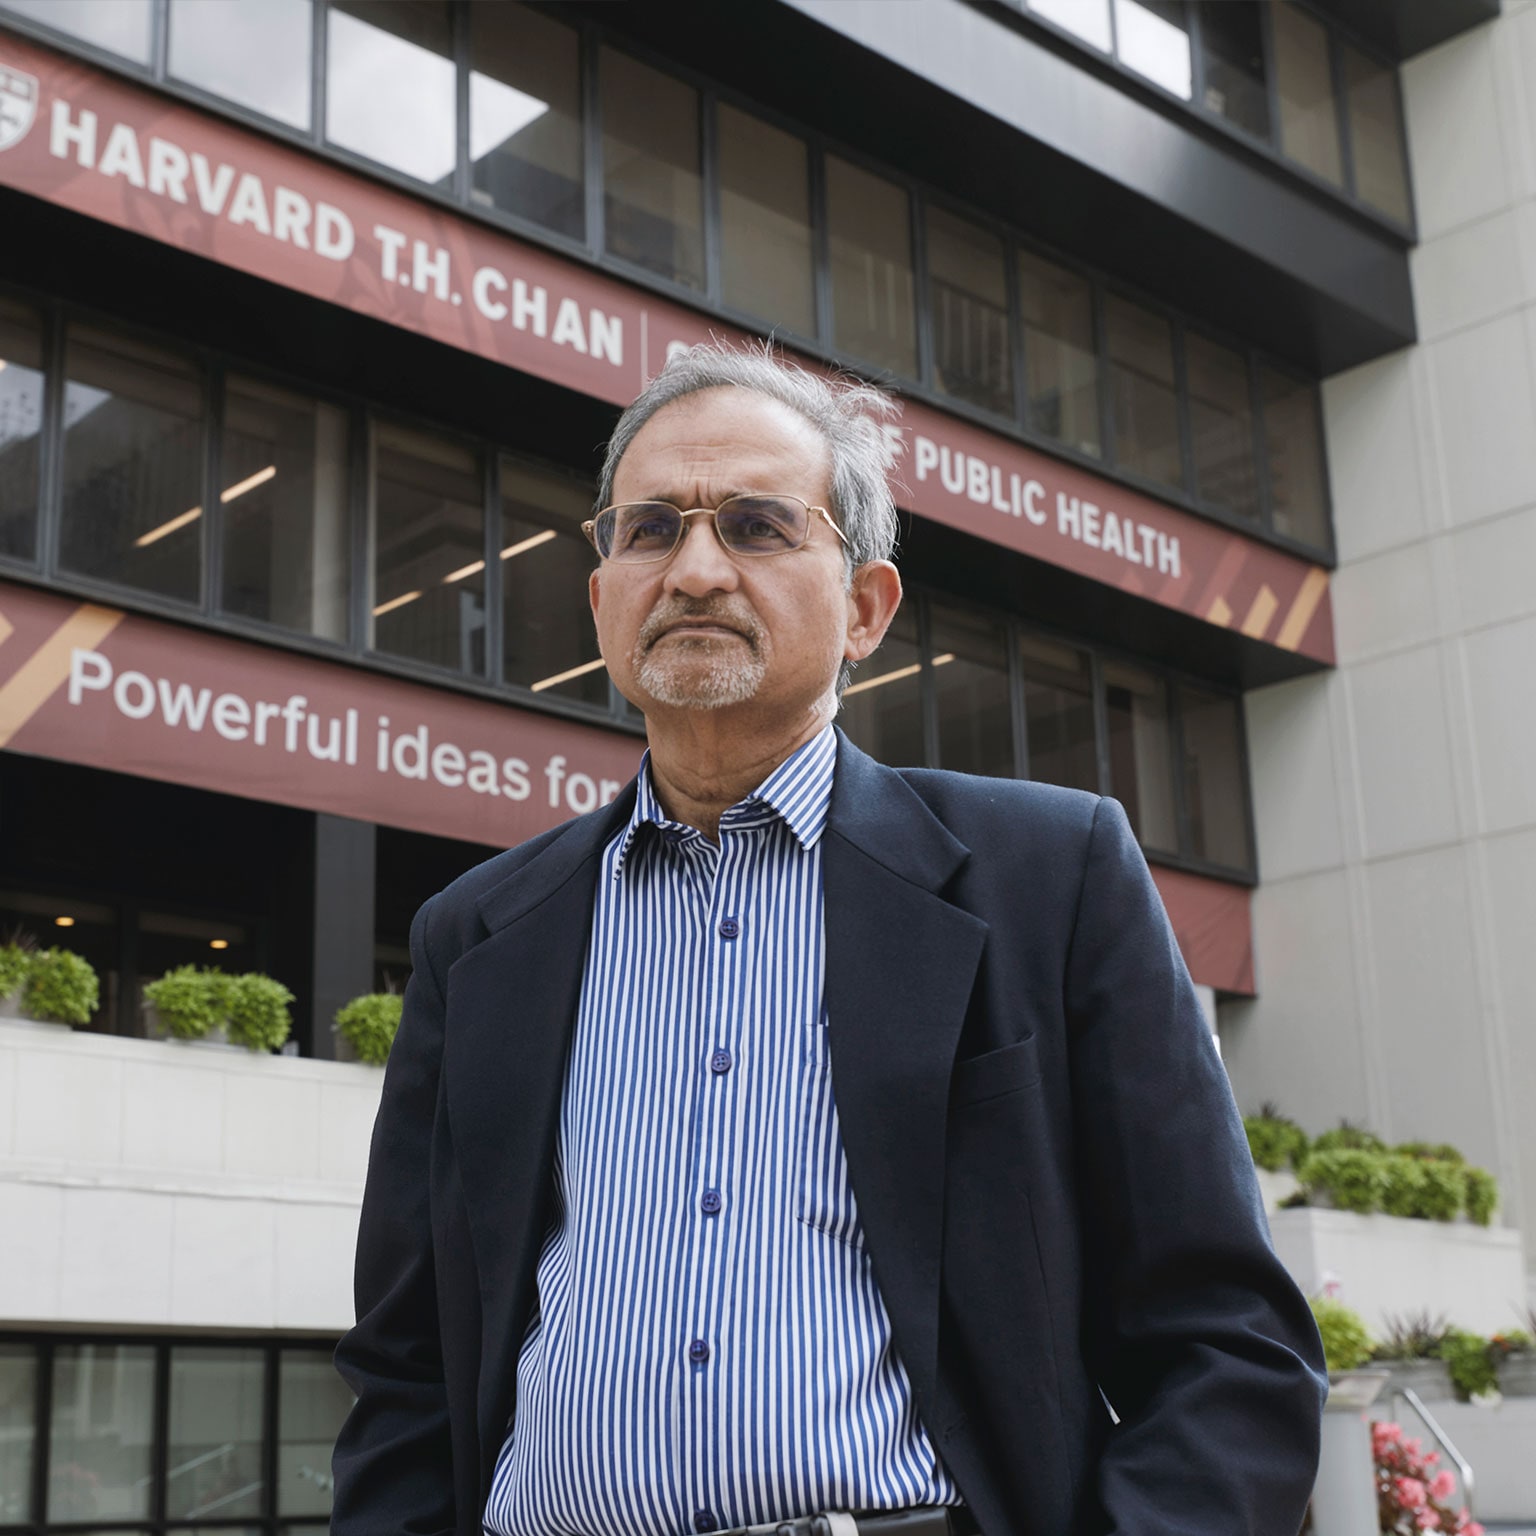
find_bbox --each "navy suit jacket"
[332,733,1325,1536]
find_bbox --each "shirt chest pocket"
[795,1019,866,1249]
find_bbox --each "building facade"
[0,0,1514,1530]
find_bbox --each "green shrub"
[226,974,293,1053]
[143,966,229,1040]
[23,948,99,1025]
[1397,1141,1465,1165]
[1380,1154,1428,1218]
[1244,1106,1310,1172]
[334,992,403,1066]
[1372,1310,1450,1363]
[1491,1329,1533,1362]
[1464,1167,1498,1226]
[0,942,31,1000]
[1310,1296,1373,1373]
[1440,1330,1498,1401]
[1312,1123,1387,1156]
[1299,1148,1390,1214]
[1416,1159,1469,1222]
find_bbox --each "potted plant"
[1438,1329,1499,1404]
[22,948,99,1027]
[333,992,403,1066]
[1372,1420,1482,1536]
[1492,1322,1536,1398]
[143,966,231,1043]
[1311,1295,1374,1375]
[0,941,34,1020]
[225,973,294,1053]
[1371,1312,1454,1403]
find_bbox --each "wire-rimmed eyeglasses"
[582,494,851,564]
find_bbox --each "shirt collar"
[613,724,839,875]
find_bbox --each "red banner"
[0,29,1332,665]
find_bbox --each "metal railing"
[1397,1386,1476,1519]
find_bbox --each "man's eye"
[620,511,677,547]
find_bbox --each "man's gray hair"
[595,339,901,575]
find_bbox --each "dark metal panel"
[309,812,376,1061]
[1309,0,1499,60]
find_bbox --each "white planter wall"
[1270,1206,1528,1335]
[0,1020,383,1332]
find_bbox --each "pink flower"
[1373,1421,1403,1444]
[1416,1511,1441,1530]
[1429,1470,1456,1500]
[1405,1437,1424,1458]
[1397,1477,1428,1508]
[1460,1524,1484,1536]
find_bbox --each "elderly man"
[332,343,1325,1536]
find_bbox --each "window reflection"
[930,604,1013,777]
[601,49,704,290]
[718,106,815,337]
[927,206,1013,418]
[0,0,151,62]
[1186,332,1258,522]
[59,325,205,604]
[827,156,917,378]
[167,1348,265,1520]
[0,297,44,562]
[1114,0,1192,99]
[327,1,456,187]
[1020,634,1098,793]
[1274,1,1343,187]
[1179,684,1249,868]
[1105,296,1183,489]
[839,604,923,766]
[1028,0,1111,51]
[1260,365,1329,548]
[470,4,584,240]
[1104,661,1177,852]
[278,1350,354,1516]
[169,0,312,130]
[500,457,605,706]
[0,1344,36,1523]
[48,1344,155,1522]
[1195,1,1269,138]
[221,376,350,642]
[1018,250,1099,457]
[369,423,485,675]
[1342,43,1410,224]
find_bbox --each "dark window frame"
[0,0,1341,563]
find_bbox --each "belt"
[716,1508,976,1536]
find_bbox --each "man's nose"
[662,515,739,596]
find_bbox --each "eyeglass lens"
[597,495,810,561]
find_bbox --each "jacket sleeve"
[331,892,456,1536]
[1064,796,1326,1535]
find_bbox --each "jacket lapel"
[443,787,637,1486]
[822,737,988,1433]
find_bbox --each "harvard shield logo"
[0,62,38,152]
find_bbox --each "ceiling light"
[531,656,607,693]
[54,915,75,927]
[132,466,277,549]
[841,653,955,698]
[501,529,558,560]
[372,590,423,617]
[442,559,486,584]
[209,939,229,950]
[220,464,277,502]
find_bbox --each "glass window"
[469,4,584,240]
[370,422,485,674]
[926,206,1013,418]
[718,105,815,338]
[0,0,151,62]
[1105,296,1183,489]
[601,49,704,290]
[59,326,205,604]
[0,297,44,562]
[1260,364,1329,548]
[1274,2,1343,187]
[48,1343,155,1521]
[221,376,350,642]
[1019,633,1098,793]
[327,1,456,187]
[930,603,1013,777]
[1114,0,1192,98]
[826,156,917,378]
[1028,0,1111,51]
[839,604,923,766]
[1195,1,1269,137]
[500,457,605,706]
[0,1343,35,1523]
[1178,683,1249,868]
[1185,332,1258,522]
[1017,249,1099,457]
[168,0,312,130]
[1103,661,1177,852]
[278,1350,353,1516]
[1342,43,1410,223]
[167,1346,265,1520]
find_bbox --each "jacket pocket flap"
[951,1036,1041,1106]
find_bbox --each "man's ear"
[588,565,602,624]
[844,560,903,664]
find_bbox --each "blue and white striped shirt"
[484,725,958,1536]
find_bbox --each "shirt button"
[719,915,740,940]
[700,1189,722,1215]
[693,1513,717,1534]
[688,1338,710,1364]
[710,1049,732,1075]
